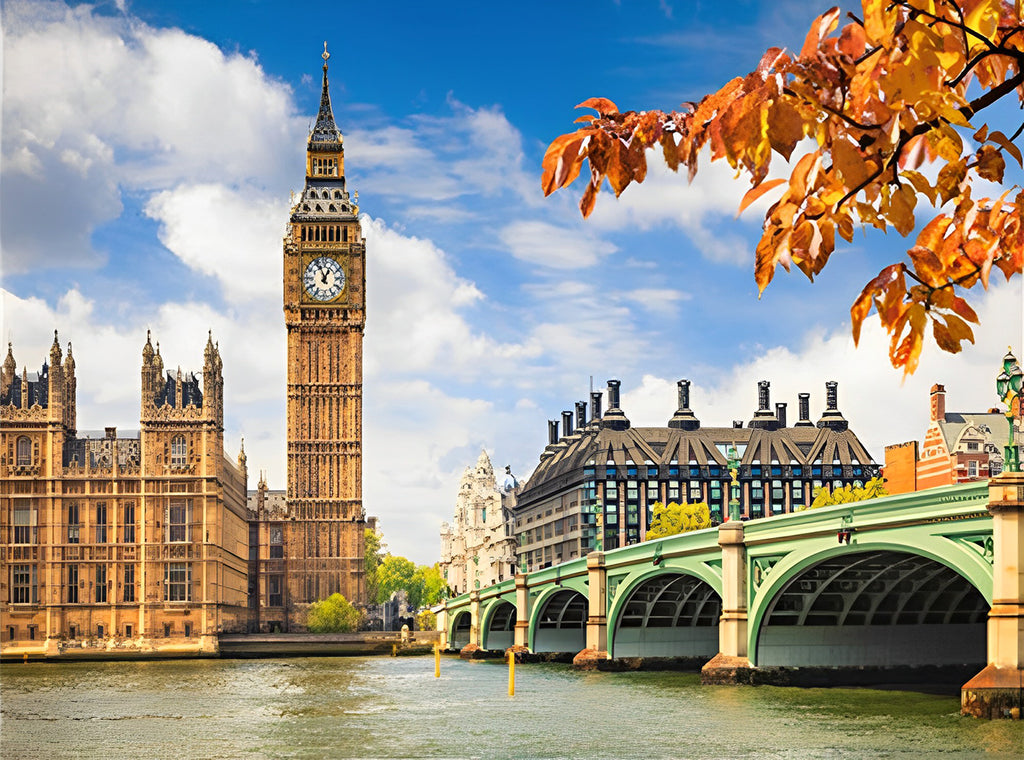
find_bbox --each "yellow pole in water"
[434,641,441,678]
[392,643,397,657]
[508,650,515,696]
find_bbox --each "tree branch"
[961,68,1024,119]
[946,47,1024,88]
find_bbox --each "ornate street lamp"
[727,445,742,521]
[996,347,1023,473]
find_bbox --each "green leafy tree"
[364,528,384,604]
[413,563,446,608]
[645,501,712,539]
[806,476,889,509]
[376,555,416,604]
[416,609,437,631]
[306,593,362,633]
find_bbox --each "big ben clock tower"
[282,44,366,624]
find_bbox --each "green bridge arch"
[605,556,723,659]
[746,534,993,665]
[442,481,997,671]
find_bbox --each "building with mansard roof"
[439,451,518,594]
[514,378,880,572]
[0,331,248,656]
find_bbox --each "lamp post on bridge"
[727,445,742,522]
[995,347,1022,473]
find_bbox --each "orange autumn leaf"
[738,178,787,215]
[542,0,1024,374]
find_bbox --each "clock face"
[303,256,346,301]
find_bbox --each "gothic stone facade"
[246,479,288,632]
[439,451,518,594]
[280,50,366,627]
[514,379,880,572]
[0,332,248,656]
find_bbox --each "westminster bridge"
[438,473,1024,718]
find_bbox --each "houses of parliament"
[0,48,365,654]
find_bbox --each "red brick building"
[885,384,1016,494]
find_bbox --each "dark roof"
[290,56,358,223]
[1,363,48,407]
[155,371,202,408]
[519,413,879,509]
[309,59,343,149]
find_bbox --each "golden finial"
[322,41,330,63]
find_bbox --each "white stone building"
[440,451,518,594]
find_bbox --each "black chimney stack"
[817,381,849,430]
[668,379,700,430]
[758,380,770,411]
[775,402,787,428]
[607,380,621,409]
[548,419,559,445]
[600,379,631,431]
[796,393,813,426]
[590,391,603,422]
[575,400,587,432]
[562,410,574,439]
[750,380,779,429]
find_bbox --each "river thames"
[2,656,1023,759]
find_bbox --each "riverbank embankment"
[0,630,441,663]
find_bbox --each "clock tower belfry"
[282,44,366,624]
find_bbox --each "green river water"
[2,656,1023,759]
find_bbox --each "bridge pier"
[459,590,483,658]
[573,551,609,669]
[701,519,755,684]
[962,471,1024,719]
[510,572,531,654]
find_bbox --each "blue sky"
[3,0,1022,564]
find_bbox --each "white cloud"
[586,159,759,265]
[1,0,304,271]
[347,101,537,207]
[499,220,618,269]
[624,288,691,317]
[620,280,1024,461]
[363,216,536,378]
[144,184,289,304]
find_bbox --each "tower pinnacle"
[309,42,343,148]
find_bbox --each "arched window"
[170,435,187,469]
[16,436,31,466]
